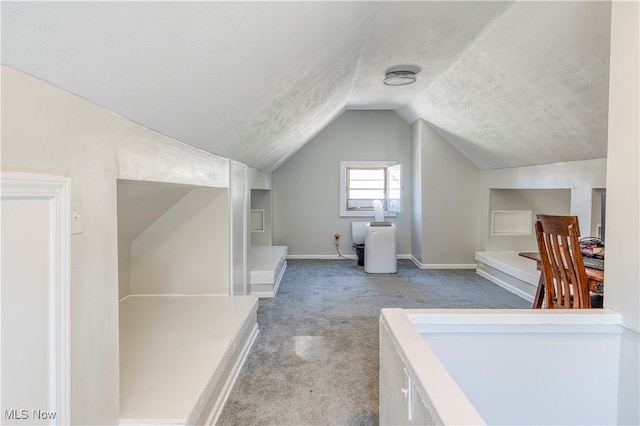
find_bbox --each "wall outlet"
[71,193,83,234]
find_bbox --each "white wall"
[605,0,639,334]
[130,188,229,295]
[413,120,481,267]
[272,110,413,257]
[248,167,272,191]
[487,189,572,251]
[118,240,132,299]
[231,162,249,295]
[590,188,606,240]
[410,122,423,262]
[479,158,607,251]
[251,189,273,246]
[116,180,194,299]
[1,66,230,425]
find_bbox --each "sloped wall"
[413,119,481,267]
[117,180,193,299]
[128,187,229,295]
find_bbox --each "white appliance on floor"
[364,222,397,273]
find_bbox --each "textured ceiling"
[1,1,611,172]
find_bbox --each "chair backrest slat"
[535,215,591,309]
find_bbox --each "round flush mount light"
[383,65,420,86]
[384,70,417,86]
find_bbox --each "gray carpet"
[217,259,530,426]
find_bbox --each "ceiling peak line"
[343,1,386,102]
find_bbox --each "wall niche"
[116,179,258,425]
[488,188,571,252]
[117,179,230,298]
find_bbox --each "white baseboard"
[205,323,259,425]
[283,254,472,269]
[287,254,468,269]
[271,261,286,296]
[476,268,535,303]
[410,256,477,270]
[474,251,539,285]
[286,254,353,260]
[286,254,412,260]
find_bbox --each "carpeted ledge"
[216,259,530,426]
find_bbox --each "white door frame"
[1,172,70,425]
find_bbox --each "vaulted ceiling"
[1,1,611,172]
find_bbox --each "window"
[340,161,402,217]
[347,167,387,210]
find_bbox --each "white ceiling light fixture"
[383,65,421,86]
[384,70,417,86]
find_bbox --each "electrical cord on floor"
[335,243,349,260]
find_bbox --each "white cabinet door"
[1,173,70,425]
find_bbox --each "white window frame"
[339,160,399,218]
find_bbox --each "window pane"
[350,180,385,190]
[348,199,387,210]
[349,169,385,180]
[341,162,401,215]
[387,163,402,213]
[349,189,385,199]
[346,166,387,211]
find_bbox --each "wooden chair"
[535,214,591,308]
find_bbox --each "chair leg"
[533,275,545,309]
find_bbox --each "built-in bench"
[475,251,540,303]
[250,245,288,298]
[119,295,258,426]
